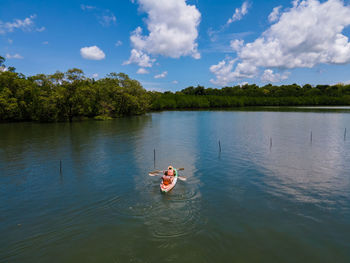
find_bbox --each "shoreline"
[1,105,350,124]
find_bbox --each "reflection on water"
[1,110,350,262]
[258,112,350,206]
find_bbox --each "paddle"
[149,167,184,175]
[149,168,186,181]
[148,172,162,176]
[149,170,162,175]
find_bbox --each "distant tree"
[194,85,205,95]
[180,86,191,95]
[49,71,64,85]
[0,55,5,67]
[0,55,5,72]
[7,66,16,72]
[66,68,85,82]
[303,84,312,90]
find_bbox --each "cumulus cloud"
[210,60,234,86]
[261,69,290,83]
[137,68,149,74]
[268,6,282,23]
[211,0,350,86]
[154,71,168,79]
[0,14,43,34]
[126,0,201,67]
[230,39,244,52]
[123,49,155,67]
[6,53,23,59]
[80,46,106,60]
[210,58,257,86]
[92,73,99,78]
[227,1,250,24]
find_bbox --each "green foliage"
[94,115,113,121]
[0,66,150,122]
[150,84,350,110]
[0,56,5,68]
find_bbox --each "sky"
[2,0,350,91]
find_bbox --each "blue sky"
[2,0,350,91]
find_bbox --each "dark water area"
[1,108,350,262]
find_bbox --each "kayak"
[160,168,178,193]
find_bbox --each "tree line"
[1,55,350,122]
[150,84,350,110]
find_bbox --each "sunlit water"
[1,108,350,262]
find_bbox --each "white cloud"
[210,60,235,86]
[81,5,116,27]
[211,0,350,86]
[123,48,155,67]
[261,69,290,83]
[36,26,45,32]
[0,14,43,34]
[127,0,201,66]
[268,6,282,23]
[6,53,23,59]
[292,0,300,7]
[210,58,257,86]
[98,12,116,27]
[227,1,250,24]
[230,39,244,52]
[172,80,178,84]
[8,39,13,44]
[80,46,106,60]
[137,68,149,74]
[92,73,99,78]
[115,40,122,47]
[80,4,96,10]
[154,71,168,79]
[42,41,49,45]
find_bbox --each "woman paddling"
[162,166,175,185]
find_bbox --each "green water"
[1,109,350,262]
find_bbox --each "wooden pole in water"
[310,131,313,143]
[219,140,221,152]
[345,128,347,141]
[153,149,155,168]
[60,160,62,174]
[270,137,272,149]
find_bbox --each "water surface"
[1,109,350,262]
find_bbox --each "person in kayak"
[162,166,175,185]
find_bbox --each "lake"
[1,108,350,262]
